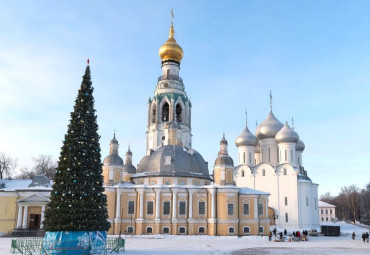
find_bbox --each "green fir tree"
[43,64,111,231]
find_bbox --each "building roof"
[0,179,52,192]
[318,201,336,208]
[135,145,211,180]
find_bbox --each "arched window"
[199,227,205,233]
[151,106,156,123]
[162,102,169,121]
[249,152,251,164]
[283,168,287,175]
[163,227,170,234]
[262,169,265,176]
[291,149,293,161]
[285,196,288,206]
[147,227,153,234]
[228,227,234,234]
[243,152,246,164]
[243,226,250,234]
[268,148,271,162]
[179,227,186,234]
[127,226,134,234]
[176,104,182,122]
[241,170,245,177]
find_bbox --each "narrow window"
[284,196,288,206]
[176,104,182,122]
[228,204,234,215]
[147,227,153,234]
[243,152,246,164]
[179,201,186,215]
[283,168,287,175]
[315,198,317,210]
[259,226,264,233]
[163,201,170,215]
[326,209,328,214]
[258,203,263,216]
[262,169,265,176]
[291,149,293,161]
[321,209,323,214]
[163,227,169,234]
[326,217,328,221]
[244,227,250,234]
[229,227,234,233]
[199,201,205,215]
[321,217,324,221]
[179,227,186,234]
[285,213,288,222]
[162,102,169,121]
[330,209,332,214]
[147,201,153,215]
[243,204,249,215]
[128,201,134,214]
[241,170,245,177]
[127,227,133,233]
[199,227,205,233]
[306,196,309,206]
[151,107,156,123]
[285,150,287,161]
[249,152,251,164]
[268,148,271,162]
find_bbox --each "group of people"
[268,228,308,241]
[352,232,369,242]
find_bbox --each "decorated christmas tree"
[43,62,110,233]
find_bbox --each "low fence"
[11,237,125,254]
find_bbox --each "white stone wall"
[259,138,279,166]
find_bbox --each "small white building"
[318,201,336,222]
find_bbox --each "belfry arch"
[176,103,182,122]
[162,102,169,121]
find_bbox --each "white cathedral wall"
[275,165,299,229]
[278,143,296,165]
[259,138,279,166]
[296,151,303,166]
[298,181,319,229]
[237,146,255,167]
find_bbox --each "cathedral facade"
[234,110,320,229]
[101,21,270,236]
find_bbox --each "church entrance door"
[29,214,40,229]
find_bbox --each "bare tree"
[340,185,360,222]
[0,152,18,179]
[320,192,334,203]
[15,166,36,179]
[32,155,57,179]
[360,182,370,224]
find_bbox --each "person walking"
[362,233,365,242]
[366,232,369,243]
[284,229,287,236]
[268,231,272,241]
[280,232,283,240]
[352,232,356,240]
[273,228,277,237]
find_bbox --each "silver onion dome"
[296,139,305,152]
[275,122,299,144]
[235,123,258,147]
[256,111,284,140]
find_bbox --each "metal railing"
[158,75,183,82]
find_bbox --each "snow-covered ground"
[0,222,369,255]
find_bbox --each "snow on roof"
[0,179,52,192]
[239,187,270,195]
[318,201,336,208]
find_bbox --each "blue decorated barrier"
[42,231,107,254]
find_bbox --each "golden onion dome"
[159,23,183,63]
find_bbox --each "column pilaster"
[16,205,23,229]
[115,190,121,220]
[22,205,28,229]
[40,205,46,229]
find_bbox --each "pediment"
[17,193,50,203]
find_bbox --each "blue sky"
[0,0,369,196]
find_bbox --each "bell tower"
[146,12,192,154]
